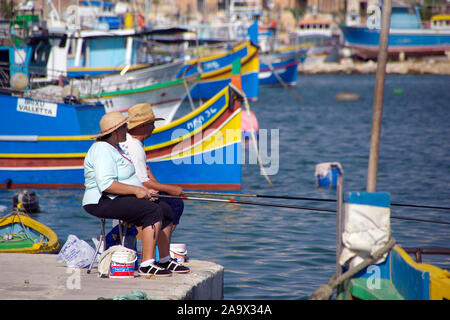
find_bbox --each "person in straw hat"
[119,103,186,267]
[82,112,189,276]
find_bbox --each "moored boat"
[336,192,450,300]
[0,209,60,253]
[339,6,450,59]
[259,47,305,87]
[178,41,259,101]
[1,7,192,124]
[295,18,341,65]
[311,189,450,300]
[0,74,242,190]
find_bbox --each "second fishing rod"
[184,191,450,211]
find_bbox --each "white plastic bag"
[57,234,96,268]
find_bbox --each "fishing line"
[152,194,450,225]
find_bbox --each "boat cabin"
[430,14,450,30]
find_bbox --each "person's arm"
[126,137,184,196]
[142,178,184,196]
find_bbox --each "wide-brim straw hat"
[93,111,129,139]
[127,103,164,130]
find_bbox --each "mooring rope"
[310,237,396,300]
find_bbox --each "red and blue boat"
[0,80,242,190]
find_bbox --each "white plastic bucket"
[109,250,137,279]
[170,243,187,263]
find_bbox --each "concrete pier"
[0,253,224,300]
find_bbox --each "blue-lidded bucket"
[315,162,343,187]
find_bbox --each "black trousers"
[83,194,173,230]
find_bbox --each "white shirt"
[118,133,150,183]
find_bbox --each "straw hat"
[127,103,164,130]
[94,112,128,139]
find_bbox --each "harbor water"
[1,74,449,299]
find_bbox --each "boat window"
[29,41,51,78]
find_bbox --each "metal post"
[336,174,344,277]
[366,0,392,192]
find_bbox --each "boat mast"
[366,0,392,192]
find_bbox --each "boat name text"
[17,98,58,118]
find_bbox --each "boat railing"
[404,248,450,264]
[0,62,103,105]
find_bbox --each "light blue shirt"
[82,141,143,206]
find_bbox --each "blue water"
[1,74,449,300]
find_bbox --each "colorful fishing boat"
[258,46,305,87]
[177,41,259,101]
[1,16,195,126]
[339,6,450,59]
[295,18,340,65]
[335,191,450,300]
[0,74,242,190]
[65,27,187,78]
[0,209,60,253]
[69,60,195,126]
[62,0,127,31]
[310,189,450,300]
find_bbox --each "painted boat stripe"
[150,108,241,161]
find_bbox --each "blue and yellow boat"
[178,41,259,101]
[312,190,450,300]
[259,45,306,87]
[338,245,450,300]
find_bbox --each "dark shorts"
[158,192,184,225]
[83,194,173,230]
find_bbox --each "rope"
[182,78,196,111]
[229,83,274,188]
[0,207,33,240]
[266,61,302,102]
[113,290,158,300]
[310,237,396,300]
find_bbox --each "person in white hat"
[119,103,188,271]
[82,112,189,276]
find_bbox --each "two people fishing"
[82,104,189,277]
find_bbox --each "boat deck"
[0,253,224,300]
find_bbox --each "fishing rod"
[151,194,450,225]
[152,193,334,213]
[184,191,450,211]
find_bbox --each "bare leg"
[169,224,177,243]
[141,221,161,262]
[157,223,173,258]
